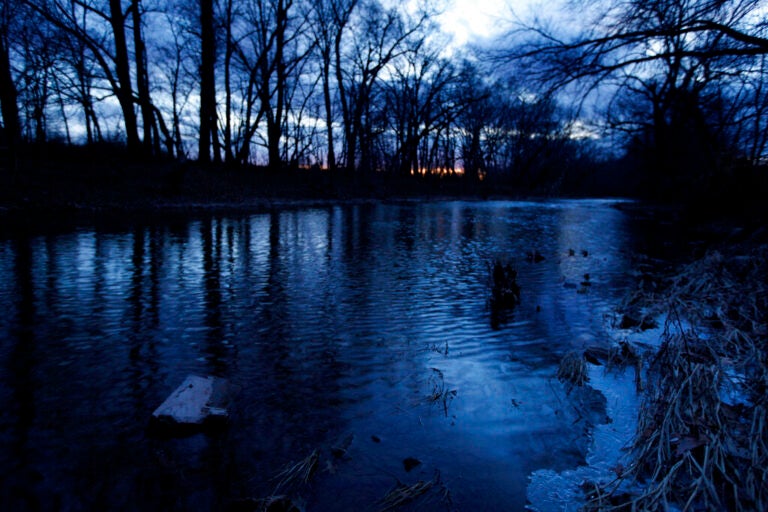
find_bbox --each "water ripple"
[0,200,644,511]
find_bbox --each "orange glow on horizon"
[410,166,464,177]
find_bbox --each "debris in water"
[426,368,457,416]
[557,351,589,387]
[150,375,230,435]
[490,260,520,308]
[273,449,319,492]
[617,313,657,331]
[331,434,354,459]
[583,344,612,366]
[379,479,434,511]
[403,457,421,472]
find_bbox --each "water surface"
[1,200,645,511]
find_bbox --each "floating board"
[151,375,229,433]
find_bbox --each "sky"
[438,0,539,47]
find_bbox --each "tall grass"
[586,242,768,510]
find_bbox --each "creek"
[0,200,668,511]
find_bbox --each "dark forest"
[0,0,766,207]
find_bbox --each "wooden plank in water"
[151,375,229,430]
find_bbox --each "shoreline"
[582,225,768,510]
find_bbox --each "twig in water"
[379,479,434,511]
[272,449,319,493]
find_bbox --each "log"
[151,375,229,434]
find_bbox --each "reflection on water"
[1,200,642,511]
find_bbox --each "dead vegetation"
[235,450,320,511]
[272,449,319,493]
[557,350,590,387]
[379,479,435,511]
[426,367,457,417]
[490,259,521,309]
[378,471,454,512]
[584,239,768,511]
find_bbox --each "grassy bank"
[586,227,768,510]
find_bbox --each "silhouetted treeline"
[0,0,766,200]
[0,0,611,193]
[494,0,768,202]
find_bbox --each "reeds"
[378,479,435,511]
[557,350,589,387]
[585,241,768,511]
[426,367,457,417]
[237,450,319,511]
[273,449,319,493]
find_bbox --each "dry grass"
[584,241,768,511]
[426,367,457,417]
[558,350,589,387]
[608,341,644,392]
[379,479,435,511]
[272,449,319,493]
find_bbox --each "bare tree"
[17,8,57,144]
[61,20,103,145]
[131,0,156,156]
[506,0,768,87]
[223,0,316,169]
[308,0,357,171]
[383,46,466,176]
[149,3,198,159]
[24,0,144,153]
[260,0,291,170]
[108,0,140,151]
[337,0,431,173]
[0,0,24,162]
[496,0,768,193]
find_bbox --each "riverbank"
[3,149,766,225]
[0,157,490,211]
[582,223,768,510]
[0,160,502,235]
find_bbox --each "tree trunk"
[0,28,21,167]
[223,0,234,165]
[266,0,289,171]
[335,29,352,171]
[109,0,140,153]
[132,0,154,158]
[199,0,220,164]
[322,49,336,171]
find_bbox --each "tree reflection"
[201,217,226,376]
[5,237,39,510]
